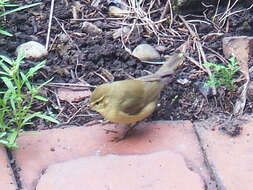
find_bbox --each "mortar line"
[193,123,227,190]
[6,148,22,190]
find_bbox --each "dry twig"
[179,15,217,95]
[46,0,55,50]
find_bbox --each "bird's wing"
[116,80,146,115]
[116,80,163,115]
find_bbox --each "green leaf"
[36,77,54,90]
[21,112,41,126]
[0,55,13,65]
[0,29,13,36]
[0,60,11,73]
[0,132,7,138]
[0,139,9,145]
[7,130,18,145]
[20,71,32,90]
[3,88,12,104]
[36,114,60,124]
[22,112,59,125]
[0,2,42,17]
[26,60,46,79]
[10,96,17,112]
[1,76,14,89]
[16,50,25,64]
[0,71,9,76]
[34,95,48,101]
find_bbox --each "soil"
[1,0,253,136]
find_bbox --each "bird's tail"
[139,53,184,83]
[155,53,184,76]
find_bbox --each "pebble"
[177,78,190,85]
[195,81,212,97]
[82,22,102,34]
[112,26,130,39]
[109,6,130,17]
[16,41,48,59]
[132,44,160,61]
[155,45,167,53]
[58,33,69,43]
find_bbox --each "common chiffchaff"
[89,53,184,140]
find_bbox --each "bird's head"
[89,84,110,113]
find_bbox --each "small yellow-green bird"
[89,53,184,140]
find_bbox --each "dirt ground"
[1,0,253,136]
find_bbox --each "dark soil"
[1,0,253,136]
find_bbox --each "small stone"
[155,45,167,52]
[82,22,102,35]
[109,6,130,17]
[91,0,101,7]
[108,0,128,8]
[132,44,161,61]
[195,81,212,97]
[16,41,48,59]
[58,87,91,103]
[177,78,190,85]
[58,33,69,43]
[112,26,130,39]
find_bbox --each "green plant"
[0,0,41,36]
[204,57,240,91]
[0,51,59,149]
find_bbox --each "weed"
[0,51,59,149]
[204,57,240,91]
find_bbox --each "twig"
[202,46,229,64]
[111,18,167,26]
[54,16,80,51]
[179,15,216,95]
[94,72,109,82]
[186,56,207,72]
[125,18,137,43]
[46,0,55,50]
[160,0,170,21]
[45,82,95,88]
[66,103,89,124]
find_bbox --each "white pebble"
[16,41,48,59]
[132,44,160,61]
[109,6,130,17]
[82,22,102,34]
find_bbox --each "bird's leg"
[113,122,140,142]
[99,119,113,125]
[86,119,112,126]
[99,120,119,134]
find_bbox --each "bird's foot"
[112,123,139,142]
[103,128,118,134]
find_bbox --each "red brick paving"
[0,147,17,190]
[13,121,208,190]
[36,151,204,190]
[196,119,253,190]
[0,118,251,190]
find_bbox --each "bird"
[89,53,184,140]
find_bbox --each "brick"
[13,121,208,190]
[196,119,253,190]
[0,146,17,190]
[36,151,204,190]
